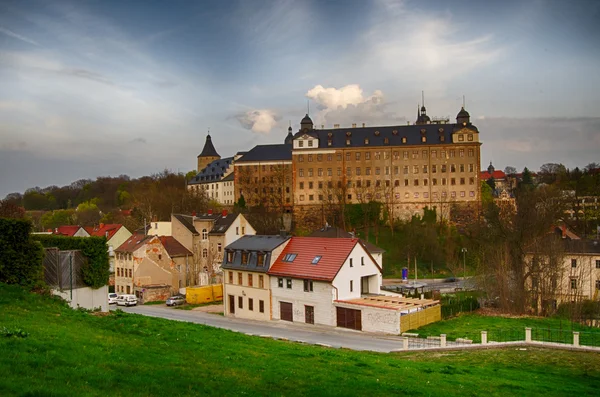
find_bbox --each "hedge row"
[0,218,44,288]
[32,234,110,289]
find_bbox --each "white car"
[116,294,138,307]
[108,293,118,305]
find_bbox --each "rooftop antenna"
[207,127,210,136]
[307,99,310,116]
[462,95,465,108]
[422,91,425,108]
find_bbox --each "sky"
[1,0,599,198]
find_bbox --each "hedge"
[32,235,110,289]
[0,218,44,288]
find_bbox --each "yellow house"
[222,235,291,321]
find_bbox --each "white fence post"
[573,332,580,347]
[440,334,446,348]
[403,337,409,350]
[481,331,487,345]
[525,327,532,343]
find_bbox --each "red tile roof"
[268,237,360,282]
[159,236,192,257]
[84,223,124,241]
[52,226,84,237]
[115,234,153,253]
[480,170,506,180]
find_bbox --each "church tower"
[197,133,221,172]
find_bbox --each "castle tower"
[197,133,220,172]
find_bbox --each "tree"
[0,200,25,219]
[520,167,534,188]
[504,166,517,176]
[41,209,76,229]
[486,177,496,191]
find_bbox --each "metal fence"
[43,248,87,290]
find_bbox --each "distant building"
[51,225,90,237]
[84,223,132,272]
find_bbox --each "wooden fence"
[399,305,442,333]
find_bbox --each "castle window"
[392,130,398,135]
[308,140,313,147]
[458,134,464,141]
[374,130,380,136]
[328,139,333,146]
[421,136,426,143]
[346,131,352,137]
[468,134,474,141]
[439,135,445,142]
[364,138,369,145]
[346,139,351,145]
[384,137,389,144]
[402,137,407,143]
[299,141,304,147]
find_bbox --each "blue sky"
[1,0,599,198]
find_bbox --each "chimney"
[362,123,365,127]
[352,123,357,128]
[321,124,324,129]
[55,228,58,233]
[334,124,340,128]
[99,223,105,229]
[208,209,213,215]
[192,210,197,217]
[562,224,567,238]
[222,209,228,217]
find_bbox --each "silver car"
[166,295,186,306]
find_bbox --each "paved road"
[114,304,406,353]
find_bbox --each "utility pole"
[69,251,73,301]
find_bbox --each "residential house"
[51,225,90,237]
[222,235,291,321]
[85,223,132,272]
[308,224,385,268]
[114,234,191,301]
[171,210,256,286]
[267,236,440,334]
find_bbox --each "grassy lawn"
[1,284,600,396]
[411,312,600,345]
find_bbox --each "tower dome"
[300,114,313,131]
[197,133,221,172]
[456,106,470,125]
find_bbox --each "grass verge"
[1,284,599,396]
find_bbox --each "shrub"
[0,218,44,288]
[32,235,110,289]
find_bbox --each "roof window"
[283,253,297,262]
[311,256,322,264]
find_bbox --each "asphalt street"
[113,304,407,353]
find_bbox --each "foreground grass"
[1,284,599,396]
[412,312,600,344]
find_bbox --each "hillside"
[1,284,599,396]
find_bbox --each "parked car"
[444,277,458,283]
[116,294,138,307]
[166,295,186,306]
[108,293,119,305]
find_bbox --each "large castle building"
[193,99,482,228]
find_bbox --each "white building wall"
[73,228,90,237]
[333,244,382,300]
[334,301,400,334]
[224,214,256,246]
[270,277,336,326]
[53,285,109,312]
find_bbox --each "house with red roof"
[114,234,192,302]
[51,225,90,237]
[85,223,132,272]
[263,236,441,334]
[267,237,386,330]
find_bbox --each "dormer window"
[308,140,313,147]
[226,251,234,264]
[328,132,333,137]
[392,130,398,135]
[374,131,380,136]
[328,139,332,146]
[440,135,445,142]
[384,137,389,144]
[346,139,351,146]
[458,134,464,141]
[468,134,473,141]
[402,137,407,144]
[346,131,352,137]
[421,136,427,143]
[241,251,249,265]
[299,141,304,147]
[438,128,444,133]
[257,253,265,267]
[364,138,369,145]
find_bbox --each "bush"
[441,294,480,319]
[0,218,44,288]
[32,235,109,289]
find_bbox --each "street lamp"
[461,248,467,281]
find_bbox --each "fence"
[399,305,442,333]
[399,326,600,351]
[43,248,87,290]
[185,284,223,304]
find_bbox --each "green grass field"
[411,312,600,345]
[1,283,599,396]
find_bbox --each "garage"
[280,301,293,322]
[336,307,362,331]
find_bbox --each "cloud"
[129,137,147,144]
[235,109,280,134]
[305,84,404,128]
[0,26,40,46]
